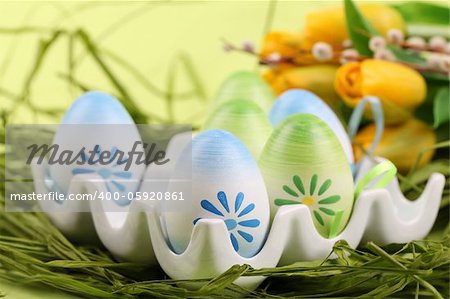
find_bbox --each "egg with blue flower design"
[162,129,270,257]
[49,91,145,206]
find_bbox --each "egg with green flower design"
[259,113,354,237]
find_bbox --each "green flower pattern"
[274,174,341,226]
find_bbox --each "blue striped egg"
[49,91,145,206]
[163,129,270,257]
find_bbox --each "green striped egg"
[259,113,354,237]
[214,71,274,112]
[203,99,272,158]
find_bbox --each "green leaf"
[423,72,450,83]
[388,46,426,65]
[393,2,450,25]
[344,0,377,56]
[433,87,450,128]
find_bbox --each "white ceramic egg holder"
[30,157,445,290]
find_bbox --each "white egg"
[269,89,354,164]
[162,129,270,258]
[49,91,145,206]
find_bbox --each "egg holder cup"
[30,155,445,290]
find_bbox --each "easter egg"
[214,71,275,112]
[259,114,354,237]
[269,89,354,164]
[203,99,272,158]
[49,91,145,206]
[162,129,270,257]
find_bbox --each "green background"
[1,2,321,296]
[0,0,334,127]
[0,0,447,298]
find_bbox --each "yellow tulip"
[334,59,427,124]
[260,31,301,60]
[263,65,341,108]
[354,119,436,173]
[303,4,406,49]
[260,31,317,65]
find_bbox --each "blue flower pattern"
[71,145,132,193]
[193,191,260,252]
